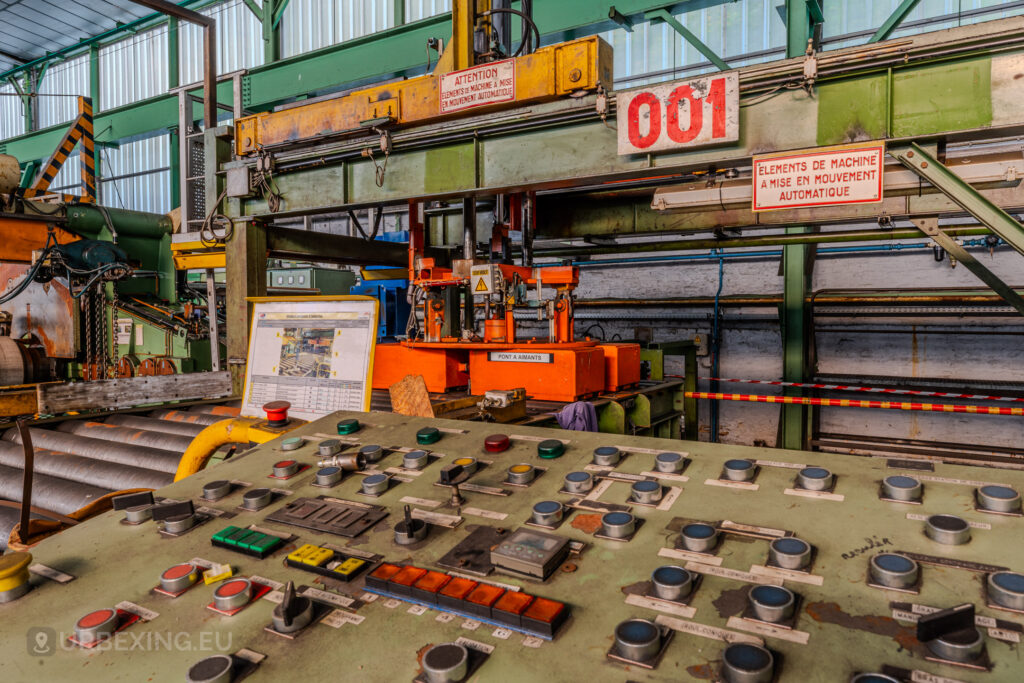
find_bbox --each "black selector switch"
[439,464,465,485]
[395,505,428,545]
[271,581,314,634]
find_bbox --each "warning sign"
[752,142,884,211]
[470,265,494,295]
[440,60,516,114]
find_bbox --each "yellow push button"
[302,546,333,567]
[0,551,32,602]
[333,558,366,577]
[287,544,317,563]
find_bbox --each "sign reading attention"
[440,60,516,114]
[752,142,884,211]
[617,73,739,155]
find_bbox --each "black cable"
[483,8,540,58]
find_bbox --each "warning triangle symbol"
[474,279,489,292]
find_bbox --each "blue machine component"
[352,270,410,342]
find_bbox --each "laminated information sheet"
[241,297,378,420]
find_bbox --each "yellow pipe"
[173,417,271,482]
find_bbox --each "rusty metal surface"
[0,264,75,358]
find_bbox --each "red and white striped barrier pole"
[686,391,1024,416]
[702,377,1024,404]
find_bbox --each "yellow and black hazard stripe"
[23,96,96,203]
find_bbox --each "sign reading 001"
[616,72,739,155]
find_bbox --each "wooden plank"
[0,390,38,417]
[36,372,233,414]
[388,375,435,418]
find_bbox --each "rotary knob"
[164,512,197,534]
[651,566,693,602]
[422,643,469,683]
[869,553,919,589]
[202,480,232,500]
[721,642,775,683]
[531,501,564,526]
[613,618,662,662]
[74,608,119,644]
[680,522,719,553]
[882,475,922,502]
[403,450,429,470]
[924,514,971,545]
[601,512,635,538]
[987,571,1024,610]
[506,463,536,485]
[976,485,1022,513]
[272,581,314,634]
[563,471,593,493]
[797,466,833,490]
[186,654,234,683]
[769,537,812,570]
[925,626,984,663]
[272,459,299,478]
[362,473,389,495]
[654,451,685,473]
[160,563,200,593]
[394,505,428,545]
[631,480,662,504]
[242,488,273,510]
[748,585,795,623]
[213,578,252,611]
[592,446,621,467]
[315,466,342,486]
[723,459,756,481]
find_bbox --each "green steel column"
[168,18,180,90]
[89,46,101,110]
[263,0,282,64]
[394,0,405,26]
[168,17,181,209]
[786,0,813,58]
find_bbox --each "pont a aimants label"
[439,60,515,114]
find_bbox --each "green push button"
[236,531,264,550]
[223,527,252,546]
[212,525,241,543]
[249,534,283,554]
[337,418,361,435]
[537,439,565,459]
[416,426,441,445]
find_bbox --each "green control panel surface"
[3,411,1024,682]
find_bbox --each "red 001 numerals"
[617,73,737,155]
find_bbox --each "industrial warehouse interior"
[3,0,1024,681]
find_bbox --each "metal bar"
[241,0,261,18]
[226,223,267,393]
[0,442,172,490]
[892,143,1024,258]
[786,0,813,58]
[206,268,221,371]
[265,226,408,265]
[129,0,217,128]
[645,8,729,72]
[16,419,33,544]
[687,391,1024,415]
[869,0,923,44]
[55,421,194,454]
[3,427,181,474]
[683,346,698,440]
[273,0,291,28]
[780,226,812,450]
[105,414,206,437]
[910,217,1024,316]
[0,463,112,517]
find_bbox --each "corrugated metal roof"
[0,0,153,73]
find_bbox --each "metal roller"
[0,463,112,515]
[148,409,224,426]
[0,442,172,491]
[0,508,43,550]
[187,404,241,417]
[55,421,194,454]
[2,427,180,474]
[104,414,206,438]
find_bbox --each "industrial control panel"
[3,411,1024,682]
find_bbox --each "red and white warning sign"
[752,142,884,211]
[440,59,516,114]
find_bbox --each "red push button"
[484,434,511,453]
[263,400,290,427]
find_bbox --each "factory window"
[281,0,394,58]
[179,0,264,84]
[100,25,170,110]
[0,81,24,141]
[37,54,90,129]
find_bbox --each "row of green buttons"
[212,525,282,553]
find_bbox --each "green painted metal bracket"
[785,0,821,58]
[806,0,824,26]
[910,217,1024,316]
[241,0,261,19]
[272,0,291,29]
[890,142,1024,257]
[869,0,922,44]
[645,8,729,71]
